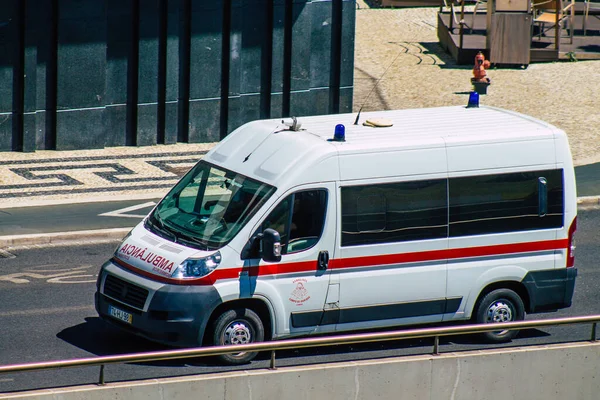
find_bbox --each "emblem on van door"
[289,278,310,304]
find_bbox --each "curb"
[0,192,164,210]
[0,228,131,249]
[577,196,600,207]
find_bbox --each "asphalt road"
[0,208,599,394]
[0,199,160,236]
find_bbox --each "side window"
[341,179,448,247]
[261,190,328,255]
[262,197,292,249]
[449,169,564,237]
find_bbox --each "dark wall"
[0,0,355,152]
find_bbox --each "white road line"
[0,305,95,318]
[99,201,156,218]
[0,192,163,209]
[0,249,15,259]
[0,228,130,249]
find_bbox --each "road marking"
[0,378,14,383]
[0,228,129,249]
[0,266,94,284]
[0,305,95,318]
[0,249,15,259]
[47,275,96,284]
[99,201,156,219]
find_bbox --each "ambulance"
[95,104,577,364]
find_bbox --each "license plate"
[108,305,132,324]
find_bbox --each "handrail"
[1,314,599,386]
[441,0,468,48]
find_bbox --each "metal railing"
[441,0,470,48]
[1,315,599,387]
[440,0,490,49]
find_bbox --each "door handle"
[317,250,329,271]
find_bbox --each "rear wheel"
[211,308,264,365]
[475,288,525,343]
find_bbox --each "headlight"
[173,251,222,279]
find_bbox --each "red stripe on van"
[111,239,568,286]
[447,239,568,259]
[330,239,568,270]
[253,260,322,276]
[111,256,317,286]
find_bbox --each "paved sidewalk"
[0,143,213,209]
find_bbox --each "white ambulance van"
[95,105,577,364]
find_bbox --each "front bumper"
[522,268,577,313]
[95,259,222,347]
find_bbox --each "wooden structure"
[438,0,600,64]
[380,0,442,6]
[487,0,533,64]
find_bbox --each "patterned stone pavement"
[0,144,215,208]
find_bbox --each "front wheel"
[211,308,264,365]
[475,288,525,343]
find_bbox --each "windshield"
[146,160,276,251]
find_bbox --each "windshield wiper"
[147,212,211,250]
[148,212,178,243]
[175,231,210,251]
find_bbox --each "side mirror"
[260,228,282,262]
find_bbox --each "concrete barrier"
[2,341,600,400]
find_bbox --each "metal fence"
[1,315,599,387]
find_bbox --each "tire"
[475,288,525,343]
[211,308,264,365]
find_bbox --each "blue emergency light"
[333,124,346,142]
[467,91,479,108]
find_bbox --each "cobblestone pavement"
[0,151,201,200]
[0,4,598,209]
[0,144,212,208]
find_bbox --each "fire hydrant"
[472,52,490,83]
[471,51,490,94]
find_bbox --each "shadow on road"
[57,317,165,357]
[57,318,554,369]
[57,317,225,367]
[248,326,552,364]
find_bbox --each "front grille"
[103,274,149,310]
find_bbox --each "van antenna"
[353,48,403,125]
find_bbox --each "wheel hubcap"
[485,300,514,335]
[223,321,252,351]
[486,301,513,323]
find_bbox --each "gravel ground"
[353,4,600,166]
